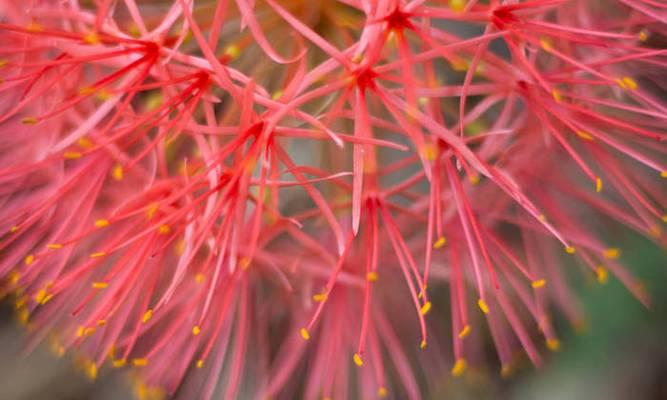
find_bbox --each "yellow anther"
[96,88,112,101]
[540,37,553,52]
[468,174,480,185]
[158,224,171,235]
[195,273,205,283]
[353,353,363,367]
[639,30,648,42]
[603,248,620,259]
[83,31,101,45]
[595,177,603,193]
[662,171,667,178]
[378,387,388,398]
[79,86,96,96]
[47,243,63,249]
[478,298,489,314]
[0,59,7,68]
[450,57,468,71]
[458,325,471,339]
[34,289,50,304]
[24,254,35,265]
[112,164,124,181]
[551,89,562,103]
[146,203,159,219]
[95,219,110,228]
[9,225,19,233]
[451,358,467,377]
[132,358,148,367]
[312,293,327,302]
[175,239,186,256]
[90,251,106,258]
[420,340,427,350]
[112,359,127,368]
[420,301,432,315]
[271,90,284,101]
[84,327,96,336]
[575,130,594,141]
[420,143,437,161]
[76,326,85,337]
[26,22,44,32]
[565,246,576,254]
[77,137,94,149]
[92,282,108,289]
[86,362,98,380]
[196,359,204,369]
[546,338,561,352]
[97,319,107,326]
[21,116,38,125]
[433,236,447,249]
[596,266,608,285]
[192,326,201,336]
[64,151,82,160]
[142,309,153,323]
[239,257,251,270]
[223,44,241,60]
[17,308,30,325]
[622,77,637,90]
[449,0,466,13]
[501,364,514,378]
[300,328,310,340]
[145,92,163,111]
[531,279,547,289]
[366,271,379,282]
[538,214,547,222]
[8,271,21,285]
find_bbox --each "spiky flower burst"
[0,0,664,398]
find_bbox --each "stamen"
[24,254,35,265]
[353,353,363,367]
[603,248,620,259]
[142,309,153,323]
[300,328,310,340]
[458,325,471,339]
[433,236,447,249]
[64,152,83,160]
[420,301,432,315]
[95,219,110,228]
[565,246,576,254]
[192,326,201,335]
[92,282,108,289]
[531,279,546,289]
[477,298,489,314]
[312,293,327,302]
[546,338,561,352]
[366,271,379,282]
[596,266,608,284]
[112,164,124,181]
[451,358,467,377]
[132,358,148,367]
[378,387,388,398]
[47,243,63,250]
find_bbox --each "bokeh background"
[1,231,664,400]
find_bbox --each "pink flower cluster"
[0,0,665,399]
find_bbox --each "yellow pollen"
[449,0,466,13]
[76,326,85,337]
[551,89,562,103]
[575,130,594,141]
[24,254,35,265]
[84,327,96,336]
[112,164,124,180]
[603,248,620,259]
[639,30,648,42]
[21,116,38,125]
[96,88,112,101]
[451,358,467,377]
[468,174,480,185]
[86,362,98,380]
[192,326,201,336]
[271,90,284,101]
[79,86,96,96]
[420,340,427,350]
[77,137,94,149]
[17,309,30,325]
[239,256,251,270]
[538,214,547,222]
[112,359,127,368]
[378,387,388,398]
[433,236,447,249]
[596,266,609,285]
[420,144,437,161]
[132,358,148,367]
[622,77,637,90]
[26,22,44,32]
[223,44,241,60]
[196,359,204,369]
[34,289,51,304]
[10,225,19,233]
[158,224,171,235]
[300,328,310,341]
[531,279,547,289]
[8,271,21,285]
[97,319,107,326]
[595,177,603,193]
[95,219,110,228]
[195,273,205,283]
[539,37,553,52]
[546,338,561,352]
[90,251,106,258]
[565,246,576,254]
[64,151,83,160]
[142,309,153,323]
[146,203,159,219]
[458,325,471,339]
[478,298,489,314]
[420,301,432,316]
[83,31,101,45]
[92,282,108,289]
[660,171,667,179]
[312,293,327,302]
[366,271,379,282]
[47,243,63,249]
[0,59,7,68]
[353,353,363,367]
